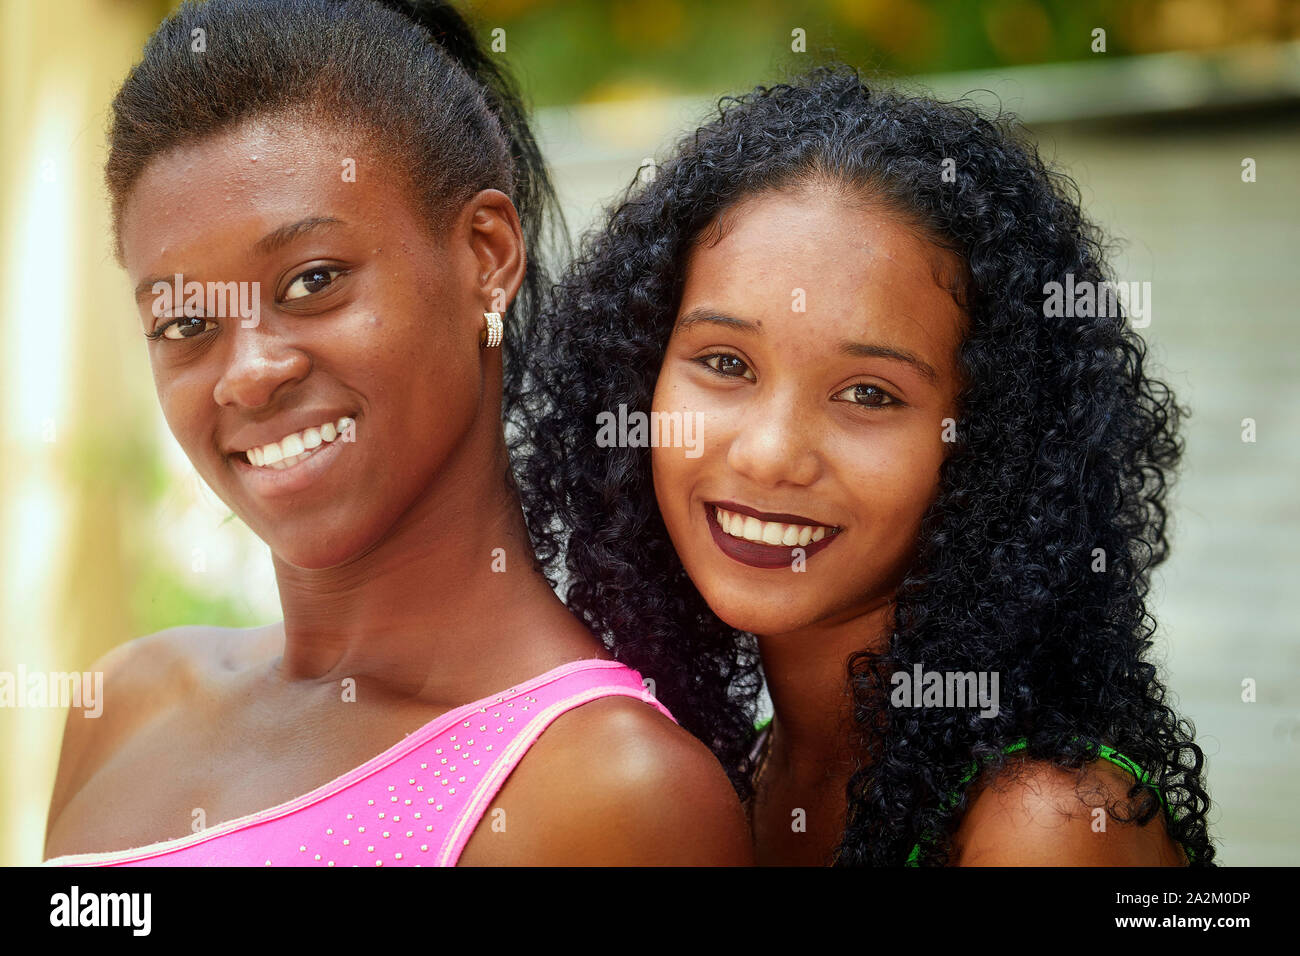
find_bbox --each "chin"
[265,525,375,571]
[702,590,825,639]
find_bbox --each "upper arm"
[458,696,754,865]
[951,757,1185,866]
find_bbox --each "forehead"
[119,116,419,273]
[680,185,967,368]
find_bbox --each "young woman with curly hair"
[512,64,1214,866]
[42,0,751,867]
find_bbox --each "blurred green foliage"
[130,546,258,635]
[472,0,1297,106]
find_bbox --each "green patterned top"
[749,718,1186,864]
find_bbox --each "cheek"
[153,367,207,450]
[652,363,730,447]
[650,368,703,525]
[366,342,480,471]
[651,366,757,521]
[841,426,946,550]
[649,446,676,521]
[894,426,948,509]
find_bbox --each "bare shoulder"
[458,694,754,865]
[43,624,256,855]
[952,755,1186,866]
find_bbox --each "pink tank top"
[44,658,671,867]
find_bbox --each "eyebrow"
[837,340,939,385]
[675,306,940,385]
[253,216,344,256]
[132,216,345,299]
[675,307,759,335]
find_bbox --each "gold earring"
[480,312,503,348]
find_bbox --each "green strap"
[905,737,1187,865]
[753,721,1186,865]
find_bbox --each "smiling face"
[120,116,513,569]
[650,184,968,637]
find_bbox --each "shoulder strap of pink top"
[43,658,673,867]
[438,657,673,864]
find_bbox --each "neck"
[268,416,599,703]
[759,596,895,781]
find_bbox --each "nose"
[724,386,823,489]
[211,323,310,409]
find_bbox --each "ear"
[461,188,526,316]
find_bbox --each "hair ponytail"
[372,0,568,361]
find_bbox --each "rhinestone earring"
[480,312,503,348]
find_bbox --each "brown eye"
[284,266,343,300]
[701,353,756,381]
[834,383,898,407]
[160,316,216,340]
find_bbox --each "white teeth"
[273,451,310,470]
[713,506,834,548]
[244,416,353,470]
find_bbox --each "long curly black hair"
[509,63,1214,866]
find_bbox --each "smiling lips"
[706,501,841,569]
[227,413,357,500]
[713,504,832,547]
[242,415,354,470]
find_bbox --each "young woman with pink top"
[42,0,751,867]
